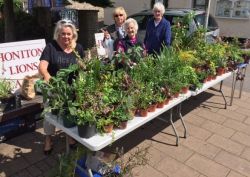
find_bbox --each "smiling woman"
[38,19,85,155]
[144,2,171,55]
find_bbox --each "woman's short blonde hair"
[153,2,165,15]
[113,6,127,20]
[53,19,78,43]
[124,18,138,34]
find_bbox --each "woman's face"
[126,22,136,38]
[58,26,73,47]
[114,12,125,26]
[153,9,163,21]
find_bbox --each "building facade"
[168,0,250,39]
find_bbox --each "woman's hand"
[101,29,111,39]
[39,60,51,82]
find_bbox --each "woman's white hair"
[153,2,165,15]
[53,19,78,43]
[124,18,139,34]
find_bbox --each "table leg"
[177,104,187,138]
[219,81,227,109]
[66,135,70,154]
[230,71,237,106]
[170,108,179,146]
[239,67,247,98]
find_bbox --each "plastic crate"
[75,156,121,177]
[75,157,102,177]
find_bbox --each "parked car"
[104,8,220,43]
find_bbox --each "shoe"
[44,136,53,155]
[44,147,53,155]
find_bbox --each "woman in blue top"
[144,2,171,55]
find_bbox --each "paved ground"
[1,66,250,177]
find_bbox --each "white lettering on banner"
[0,39,46,91]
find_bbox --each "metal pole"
[205,0,211,41]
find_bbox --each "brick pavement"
[1,69,250,177]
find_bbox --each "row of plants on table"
[38,46,201,138]
[38,12,248,138]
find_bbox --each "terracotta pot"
[118,121,128,129]
[181,87,189,94]
[157,102,164,108]
[207,75,212,81]
[164,98,169,105]
[212,75,217,80]
[174,92,179,98]
[216,67,225,76]
[128,109,136,118]
[139,109,148,117]
[168,96,174,101]
[203,78,208,83]
[147,104,157,112]
[103,124,114,133]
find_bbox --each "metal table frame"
[45,91,191,152]
[230,63,248,106]
[44,72,236,177]
[191,72,232,109]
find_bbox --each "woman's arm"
[164,20,171,47]
[39,60,51,82]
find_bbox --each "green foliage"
[49,145,149,177]
[0,79,12,98]
[0,10,47,42]
[112,46,144,71]
[0,0,23,12]
[37,64,79,117]
[171,11,207,51]
[48,146,91,177]
[97,117,114,133]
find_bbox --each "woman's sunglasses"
[114,14,123,18]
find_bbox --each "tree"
[3,0,15,42]
[0,0,22,42]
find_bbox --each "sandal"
[69,142,78,150]
[44,146,53,155]
[69,137,77,150]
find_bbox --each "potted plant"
[0,79,15,112]
[97,117,114,133]
[74,108,97,138]
[242,49,250,63]
[111,105,131,130]
[225,42,244,70]
[38,64,79,127]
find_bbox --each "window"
[131,15,151,30]
[193,0,208,9]
[215,0,250,19]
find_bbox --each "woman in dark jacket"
[144,2,171,55]
[102,7,128,59]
